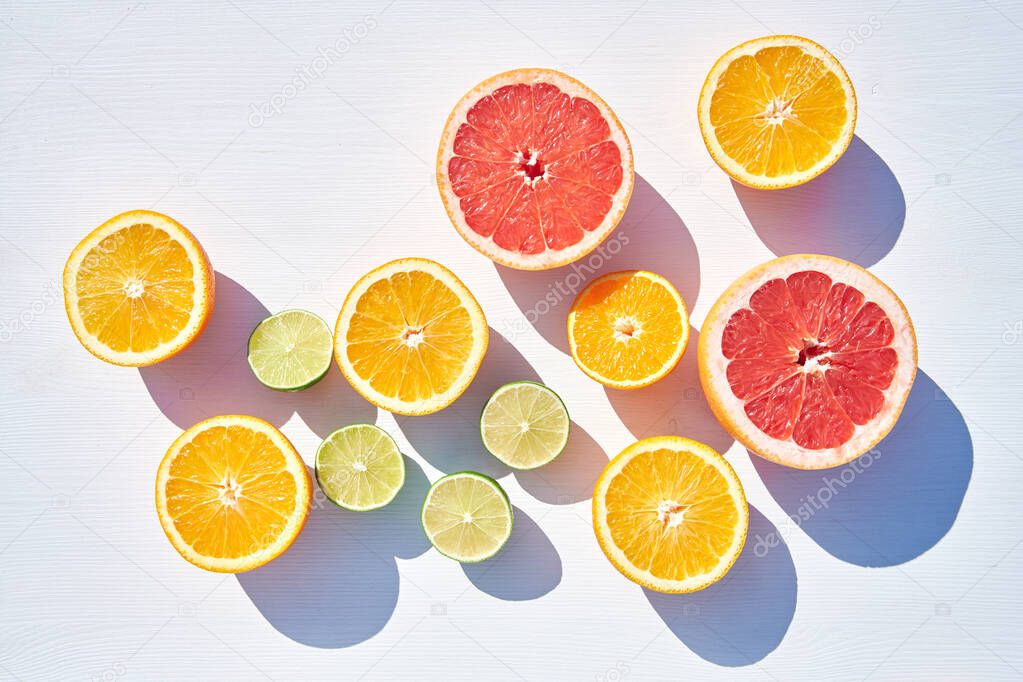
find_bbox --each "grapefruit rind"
[567,270,690,389]
[333,258,489,416]
[697,35,857,190]
[592,436,749,594]
[154,415,313,573]
[437,68,635,270]
[63,210,215,367]
[698,255,917,469]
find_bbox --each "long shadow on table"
[605,329,734,455]
[396,328,608,504]
[732,135,905,267]
[463,506,562,601]
[750,370,972,566]
[495,174,700,354]
[645,506,796,666]
[237,458,430,648]
[140,272,373,433]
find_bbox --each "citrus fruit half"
[248,309,333,391]
[480,381,570,470]
[155,415,312,573]
[421,472,513,563]
[593,436,748,593]
[568,270,690,389]
[437,68,634,270]
[315,424,406,512]
[699,255,917,469]
[63,210,214,366]
[698,35,856,189]
[334,258,488,416]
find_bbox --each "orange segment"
[334,258,488,415]
[593,436,748,593]
[567,270,689,389]
[155,415,312,573]
[63,210,214,366]
[698,35,856,189]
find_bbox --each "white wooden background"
[2,1,1022,679]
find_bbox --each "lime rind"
[247,309,332,391]
[315,424,406,512]
[480,381,570,470]
[421,472,513,563]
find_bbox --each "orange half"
[334,258,488,415]
[155,415,312,573]
[63,210,214,366]
[698,35,857,189]
[593,436,748,593]
[568,270,689,389]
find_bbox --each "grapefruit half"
[699,255,917,469]
[437,68,634,270]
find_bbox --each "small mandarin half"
[698,35,856,189]
[438,68,634,270]
[568,270,689,389]
[593,436,748,593]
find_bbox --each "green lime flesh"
[247,309,332,391]
[480,381,570,470]
[421,472,513,563]
[315,424,405,511]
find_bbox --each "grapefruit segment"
[438,69,634,270]
[786,270,831,335]
[721,308,792,359]
[745,372,805,440]
[792,372,855,449]
[699,255,917,469]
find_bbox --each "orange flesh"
[345,270,475,403]
[571,274,685,383]
[164,425,298,559]
[74,222,196,353]
[448,82,624,254]
[722,271,898,451]
[604,448,740,581]
[710,45,849,177]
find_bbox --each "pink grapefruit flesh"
[699,255,916,469]
[437,69,634,270]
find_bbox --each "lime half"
[248,309,332,391]
[315,424,406,511]
[421,472,513,562]
[480,381,570,470]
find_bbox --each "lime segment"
[315,424,405,511]
[421,472,513,562]
[481,381,570,470]
[248,309,332,391]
